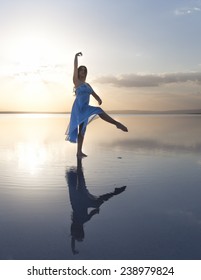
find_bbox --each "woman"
[65,52,128,158]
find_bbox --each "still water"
[0,114,201,260]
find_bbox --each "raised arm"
[73,52,82,86]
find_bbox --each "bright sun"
[1,23,71,112]
[14,36,47,70]
[13,38,54,76]
[6,26,63,78]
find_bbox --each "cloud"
[0,63,67,83]
[174,6,201,16]
[94,72,201,88]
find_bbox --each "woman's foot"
[116,122,128,132]
[77,152,88,158]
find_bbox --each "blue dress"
[65,83,103,143]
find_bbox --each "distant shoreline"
[0,110,201,115]
[0,111,68,114]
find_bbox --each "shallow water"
[0,114,201,260]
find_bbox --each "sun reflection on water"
[17,142,47,175]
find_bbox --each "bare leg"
[99,111,128,132]
[77,123,87,158]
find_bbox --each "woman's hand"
[98,98,102,105]
[75,52,82,57]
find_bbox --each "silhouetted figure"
[65,52,128,158]
[65,157,126,254]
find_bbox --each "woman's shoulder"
[85,83,93,90]
[75,82,92,89]
[74,81,85,89]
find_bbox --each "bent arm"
[91,91,102,105]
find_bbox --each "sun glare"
[1,21,74,111]
[14,37,54,77]
[6,26,63,78]
[17,142,47,175]
[14,37,44,68]
[1,25,69,111]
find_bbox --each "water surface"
[0,114,201,259]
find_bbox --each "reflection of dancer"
[65,52,128,158]
[65,157,126,255]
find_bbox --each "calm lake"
[0,113,201,260]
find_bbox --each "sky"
[0,0,201,112]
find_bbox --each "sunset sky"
[0,0,201,112]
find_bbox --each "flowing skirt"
[65,101,103,143]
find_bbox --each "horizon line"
[0,109,201,115]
